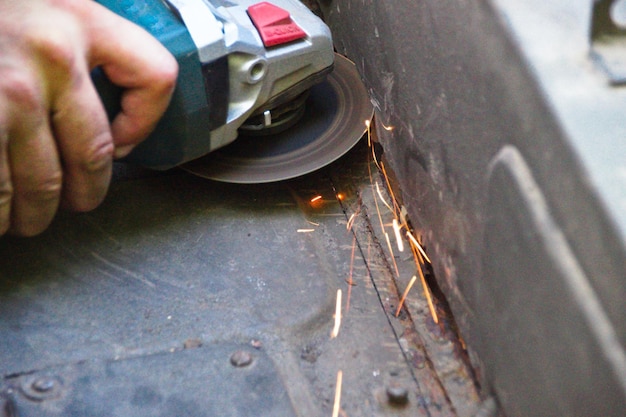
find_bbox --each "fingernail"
[114,145,134,159]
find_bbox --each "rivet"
[230,350,253,367]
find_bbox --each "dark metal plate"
[182,54,373,183]
[2,344,296,417]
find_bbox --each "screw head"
[230,350,253,367]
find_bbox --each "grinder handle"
[91,0,216,169]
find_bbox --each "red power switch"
[247,2,307,47]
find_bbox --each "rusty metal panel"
[324,0,626,415]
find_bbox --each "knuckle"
[28,30,78,75]
[0,69,45,113]
[23,172,63,204]
[0,180,14,206]
[150,57,179,94]
[80,132,114,173]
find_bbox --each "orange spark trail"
[392,219,404,252]
[406,231,431,264]
[346,235,356,313]
[410,244,439,324]
[346,213,357,231]
[346,206,361,232]
[332,370,343,417]
[331,289,343,338]
[371,184,386,238]
[375,182,393,212]
[384,232,400,278]
[380,161,401,216]
[396,275,418,317]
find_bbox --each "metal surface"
[0,145,480,416]
[4,344,296,417]
[322,0,626,415]
[181,54,372,183]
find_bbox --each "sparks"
[418,260,439,324]
[375,182,393,212]
[380,162,399,212]
[371,141,381,168]
[395,275,417,317]
[410,244,439,324]
[371,184,386,236]
[392,219,404,252]
[330,289,342,338]
[346,212,357,231]
[367,235,372,278]
[406,231,431,264]
[381,121,394,131]
[310,195,323,203]
[346,235,356,313]
[332,370,343,417]
[384,232,400,278]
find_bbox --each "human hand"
[0,0,178,236]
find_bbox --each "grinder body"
[94,0,334,169]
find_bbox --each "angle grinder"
[94,0,372,183]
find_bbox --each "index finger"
[85,2,178,150]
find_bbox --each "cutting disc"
[182,54,373,183]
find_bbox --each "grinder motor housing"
[94,0,335,169]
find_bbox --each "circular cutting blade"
[181,54,373,183]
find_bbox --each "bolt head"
[386,384,409,405]
[21,375,62,401]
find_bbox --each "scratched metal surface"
[0,142,481,416]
